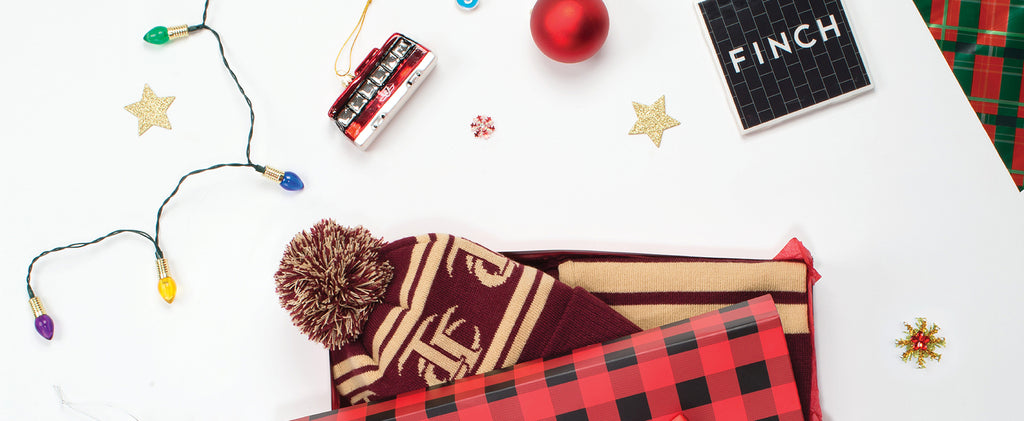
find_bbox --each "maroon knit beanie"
[274,220,640,406]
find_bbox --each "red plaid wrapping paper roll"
[297,294,801,421]
[504,238,820,421]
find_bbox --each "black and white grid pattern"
[698,0,871,130]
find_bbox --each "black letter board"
[696,0,872,132]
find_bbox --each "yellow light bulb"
[158,276,177,304]
[155,258,176,304]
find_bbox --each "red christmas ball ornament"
[530,0,609,63]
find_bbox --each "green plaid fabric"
[914,0,1024,190]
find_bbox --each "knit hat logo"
[397,305,483,384]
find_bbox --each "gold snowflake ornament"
[896,318,945,369]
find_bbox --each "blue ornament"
[457,0,478,10]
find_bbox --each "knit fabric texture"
[328,234,640,406]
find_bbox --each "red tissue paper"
[293,294,802,421]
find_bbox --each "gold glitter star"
[125,84,175,136]
[628,95,680,148]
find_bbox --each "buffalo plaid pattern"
[294,295,802,421]
[914,0,1024,190]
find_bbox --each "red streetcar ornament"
[329,33,437,150]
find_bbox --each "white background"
[1,0,1022,420]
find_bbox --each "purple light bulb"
[35,314,54,340]
[29,296,54,341]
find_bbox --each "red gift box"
[294,294,802,421]
[504,238,821,421]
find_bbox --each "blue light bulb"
[261,166,304,191]
[280,171,304,191]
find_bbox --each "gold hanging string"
[335,0,374,82]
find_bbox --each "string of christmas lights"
[25,0,303,341]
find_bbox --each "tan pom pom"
[274,220,393,349]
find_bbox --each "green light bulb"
[144,26,170,45]
[144,25,189,45]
